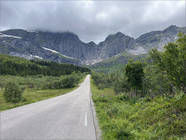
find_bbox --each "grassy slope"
[0,75,86,111]
[91,79,186,140]
[90,52,147,73]
[0,75,61,89]
[0,88,74,111]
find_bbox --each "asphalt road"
[0,75,97,140]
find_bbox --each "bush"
[61,75,78,88]
[91,72,113,89]
[54,73,82,89]
[125,60,144,92]
[41,72,84,89]
[3,82,24,103]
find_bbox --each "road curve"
[0,75,96,140]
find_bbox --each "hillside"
[0,54,90,76]
[90,25,186,72]
[89,52,147,73]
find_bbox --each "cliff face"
[0,29,134,64]
[0,30,98,64]
[0,25,185,65]
[98,32,135,59]
[134,25,186,52]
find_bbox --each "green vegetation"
[0,73,85,111]
[0,87,75,111]
[89,52,146,73]
[91,33,186,139]
[0,72,84,90]
[3,82,24,103]
[150,33,186,91]
[125,60,144,93]
[0,54,90,76]
[91,80,186,140]
[0,54,88,110]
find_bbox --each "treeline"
[92,33,186,96]
[0,54,90,76]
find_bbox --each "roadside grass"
[0,74,86,111]
[91,79,186,140]
[0,75,62,89]
[0,87,75,111]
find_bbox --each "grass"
[0,74,86,111]
[0,87,75,111]
[91,79,186,140]
[0,75,62,89]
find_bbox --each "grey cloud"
[0,1,185,43]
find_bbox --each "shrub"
[61,75,77,88]
[91,72,112,89]
[41,72,83,89]
[3,82,24,103]
[125,60,144,92]
[49,74,81,89]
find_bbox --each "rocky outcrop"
[134,25,186,52]
[98,32,135,58]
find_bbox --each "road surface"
[0,75,97,140]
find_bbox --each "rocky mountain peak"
[1,29,29,37]
[59,32,79,40]
[115,32,125,37]
[88,41,97,46]
[0,25,185,65]
[104,32,126,41]
[163,25,178,33]
[98,32,135,58]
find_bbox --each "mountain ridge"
[0,25,185,65]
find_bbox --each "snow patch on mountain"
[127,46,147,55]
[25,30,39,33]
[42,47,75,60]
[0,33,22,39]
[33,55,43,59]
[9,52,43,60]
[42,47,59,54]
[84,58,103,65]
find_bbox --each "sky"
[0,0,185,43]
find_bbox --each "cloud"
[0,0,185,43]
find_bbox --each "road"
[0,75,97,140]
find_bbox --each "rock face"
[0,30,98,65]
[0,29,135,64]
[133,25,186,53]
[0,25,185,65]
[98,32,135,59]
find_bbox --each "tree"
[150,33,186,92]
[3,82,24,103]
[143,63,172,96]
[125,60,144,95]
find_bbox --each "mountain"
[0,30,98,65]
[98,32,135,59]
[127,25,186,55]
[0,29,136,65]
[0,25,185,66]
[90,25,186,72]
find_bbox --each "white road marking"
[85,112,87,127]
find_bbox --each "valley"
[1,1,186,139]
[0,26,185,140]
